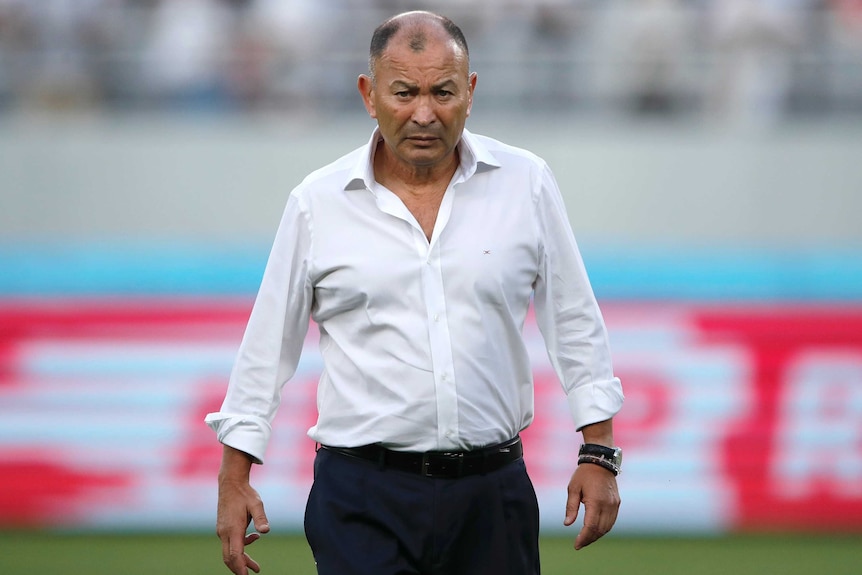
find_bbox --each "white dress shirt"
[205,128,623,464]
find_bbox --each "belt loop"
[377,445,387,470]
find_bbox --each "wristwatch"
[578,443,623,476]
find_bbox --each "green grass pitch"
[0,531,859,574]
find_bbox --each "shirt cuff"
[204,412,272,465]
[567,377,625,431]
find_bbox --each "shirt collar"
[344,127,501,191]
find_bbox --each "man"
[206,10,624,575]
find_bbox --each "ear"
[465,72,477,118]
[358,75,377,119]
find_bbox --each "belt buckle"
[422,452,464,478]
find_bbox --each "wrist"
[578,443,623,476]
[218,444,254,483]
[579,419,615,447]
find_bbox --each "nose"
[411,96,436,127]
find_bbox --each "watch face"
[612,447,623,467]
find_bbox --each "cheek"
[386,112,414,133]
[376,102,400,121]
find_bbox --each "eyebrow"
[390,79,458,91]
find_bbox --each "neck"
[374,140,460,194]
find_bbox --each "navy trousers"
[304,447,541,575]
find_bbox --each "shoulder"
[290,145,367,203]
[467,131,549,172]
[464,131,555,204]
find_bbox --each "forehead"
[377,28,467,81]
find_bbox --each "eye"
[437,89,453,98]
[394,90,411,99]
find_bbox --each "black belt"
[319,436,523,478]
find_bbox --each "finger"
[574,520,605,550]
[219,534,233,571]
[574,502,616,550]
[605,498,620,531]
[576,499,608,549]
[244,532,261,546]
[564,490,581,527]
[235,522,264,568]
[245,552,261,574]
[223,532,248,575]
[249,500,270,534]
[237,532,262,574]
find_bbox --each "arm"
[529,163,624,548]
[205,191,314,464]
[565,418,621,550]
[217,445,270,575]
[208,192,314,572]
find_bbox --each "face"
[359,30,477,172]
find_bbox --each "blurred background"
[1,0,862,546]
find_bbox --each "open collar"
[343,127,501,192]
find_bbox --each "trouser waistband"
[318,436,523,478]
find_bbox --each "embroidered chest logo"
[483,250,491,255]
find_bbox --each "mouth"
[406,136,439,147]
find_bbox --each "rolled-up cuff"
[204,412,272,465]
[567,377,624,431]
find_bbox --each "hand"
[217,477,270,574]
[216,448,270,574]
[564,462,620,550]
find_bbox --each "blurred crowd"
[1,0,861,124]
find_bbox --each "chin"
[409,156,445,168]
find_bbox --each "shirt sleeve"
[204,192,314,464]
[531,162,624,431]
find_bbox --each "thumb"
[564,492,581,527]
[251,503,270,533]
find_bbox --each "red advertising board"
[697,307,862,531]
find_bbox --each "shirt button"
[441,373,448,381]
[433,313,439,322]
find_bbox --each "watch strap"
[579,443,616,459]
[578,443,622,476]
[578,454,620,476]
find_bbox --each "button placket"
[421,243,459,447]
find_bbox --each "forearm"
[580,418,614,447]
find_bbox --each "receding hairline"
[368,11,469,80]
